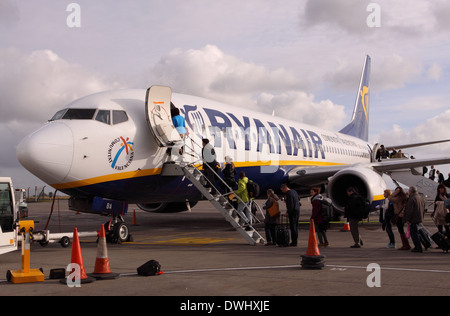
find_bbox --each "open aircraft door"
[0,178,17,255]
[145,85,181,147]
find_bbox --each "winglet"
[339,55,371,141]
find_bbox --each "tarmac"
[1,199,450,298]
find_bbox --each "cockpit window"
[113,111,128,125]
[50,108,128,125]
[50,109,67,121]
[95,110,111,125]
[62,109,97,120]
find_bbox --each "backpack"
[246,180,260,198]
[361,198,371,219]
[320,198,334,222]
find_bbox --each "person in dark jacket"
[263,189,281,246]
[202,139,219,195]
[221,156,237,193]
[280,184,301,247]
[344,187,365,248]
[310,187,329,247]
[404,186,425,253]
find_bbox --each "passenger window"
[62,109,96,120]
[95,110,111,125]
[113,111,128,125]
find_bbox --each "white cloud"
[0,48,120,124]
[372,55,423,91]
[300,0,369,35]
[427,63,443,81]
[256,91,346,130]
[0,48,121,186]
[146,45,301,96]
[378,111,450,158]
[143,45,346,129]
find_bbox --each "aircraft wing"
[288,156,450,185]
[384,139,450,151]
[370,156,450,173]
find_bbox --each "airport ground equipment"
[6,220,45,284]
[32,229,98,248]
[0,177,18,255]
[161,160,265,246]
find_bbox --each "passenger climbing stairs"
[160,161,265,246]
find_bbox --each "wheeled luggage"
[431,232,450,253]
[418,227,432,250]
[276,219,290,247]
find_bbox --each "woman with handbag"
[263,189,281,246]
[388,187,410,250]
[432,184,450,236]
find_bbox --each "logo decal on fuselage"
[108,136,134,170]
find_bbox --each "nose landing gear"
[105,215,132,244]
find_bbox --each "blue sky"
[2,0,450,188]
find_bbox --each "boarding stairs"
[160,140,265,246]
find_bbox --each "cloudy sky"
[2,0,450,189]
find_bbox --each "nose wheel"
[105,215,132,244]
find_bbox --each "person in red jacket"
[310,187,329,247]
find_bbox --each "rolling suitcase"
[431,232,450,253]
[276,218,290,247]
[418,227,432,250]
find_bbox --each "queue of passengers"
[199,138,448,252]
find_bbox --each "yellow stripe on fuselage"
[52,160,348,190]
[372,194,385,202]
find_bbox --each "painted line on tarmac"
[120,265,300,277]
[326,264,450,274]
[120,263,450,277]
[2,264,448,283]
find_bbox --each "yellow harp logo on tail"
[360,86,369,123]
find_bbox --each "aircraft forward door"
[145,86,181,147]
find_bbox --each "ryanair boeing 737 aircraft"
[16,56,450,242]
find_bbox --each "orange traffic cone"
[341,222,351,232]
[89,225,120,280]
[301,219,325,270]
[306,219,321,256]
[61,227,95,284]
[132,210,138,226]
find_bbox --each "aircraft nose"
[17,122,74,184]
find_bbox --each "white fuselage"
[17,89,371,204]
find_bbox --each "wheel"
[113,222,129,243]
[6,270,11,282]
[60,236,71,248]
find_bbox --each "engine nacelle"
[137,201,198,213]
[327,165,387,212]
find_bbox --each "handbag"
[267,200,280,218]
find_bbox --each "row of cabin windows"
[50,109,128,125]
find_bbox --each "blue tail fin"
[339,55,371,141]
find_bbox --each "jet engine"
[327,165,387,212]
